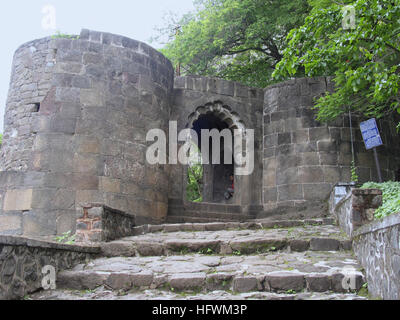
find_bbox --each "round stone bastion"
[0,29,174,237]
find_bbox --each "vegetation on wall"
[273,0,400,129]
[361,181,400,219]
[51,31,80,40]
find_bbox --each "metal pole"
[349,111,355,164]
[373,147,383,182]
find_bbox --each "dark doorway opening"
[189,113,234,203]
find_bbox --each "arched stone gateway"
[187,102,245,204]
[167,77,265,223]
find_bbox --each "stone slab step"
[101,224,351,257]
[54,251,365,295]
[166,216,247,224]
[131,218,336,237]
[28,287,367,300]
[101,237,351,257]
[167,211,253,221]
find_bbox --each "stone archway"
[185,101,247,204]
[187,101,246,132]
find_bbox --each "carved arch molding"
[187,101,246,131]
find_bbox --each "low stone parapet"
[0,235,99,300]
[352,213,400,299]
[76,204,136,243]
[333,188,382,237]
[331,186,400,299]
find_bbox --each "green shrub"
[186,144,203,202]
[187,162,203,202]
[361,181,400,219]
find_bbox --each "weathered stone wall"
[352,214,400,300]
[0,38,55,171]
[0,235,99,300]
[331,187,400,299]
[169,76,264,216]
[262,77,400,219]
[334,188,382,236]
[0,29,174,237]
[1,31,399,238]
[76,204,136,243]
[329,182,356,216]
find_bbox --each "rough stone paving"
[28,221,368,300]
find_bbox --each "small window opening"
[33,103,40,113]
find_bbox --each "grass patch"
[285,289,297,294]
[198,247,215,255]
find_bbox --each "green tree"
[156,0,311,88]
[273,0,400,128]
[187,162,203,202]
[186,143,203,202]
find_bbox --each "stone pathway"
[29,288,366,300]
[101,222,351,257]
[28,220,368,300]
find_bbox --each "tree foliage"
[157,0,310,88]
[274,0,400,128]
[187,162,203,203]
[186,143,203,202]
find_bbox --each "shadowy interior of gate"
[191,113,234,203]
[185,102,246,205]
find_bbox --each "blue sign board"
[360,118,383,150]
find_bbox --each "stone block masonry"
[0,235,99,299]
[76,204,136,243]
[262,77,400,219]
[0,29,399,239]
[334,188,382,236]
[0,29,174,237]
[352,214,400,300]
[331,186,400,299]
[169,76,264,215]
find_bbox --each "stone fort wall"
[0,29,174,237]
[0,29,399,237]
[168,76,264,221]
[263,78,400,218]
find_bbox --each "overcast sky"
[0,0,195,132]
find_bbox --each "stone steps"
[51,250,365,297]
[101,236,352,258]
[166,210,255,223]
[132,218,336,236]
[28,220,368,300]
[167,216,247,224]
[29,287,367,300]
[104,221,350,258]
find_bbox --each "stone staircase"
[167,215,250,224]
[29,219,368,300]
[166,202,256,224]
